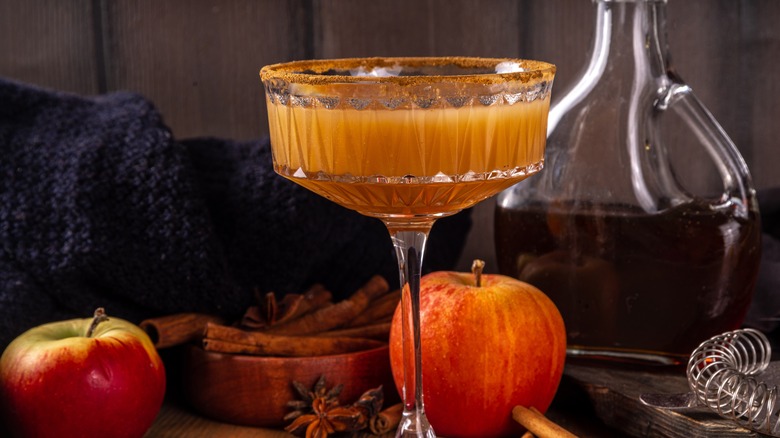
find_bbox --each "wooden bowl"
[181,344,397,428]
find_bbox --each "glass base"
[396,410,436,438]
[567,346,687,367]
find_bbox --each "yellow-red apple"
[389,262,566,437]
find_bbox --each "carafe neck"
[590,0,671,82]
[548,0,672,132]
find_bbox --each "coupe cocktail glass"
[261,57,555,437]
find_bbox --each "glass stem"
[385,219,436,438]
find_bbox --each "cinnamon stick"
[202,338,266,355]
[316,322,391,341]
[346,288,400,328]
[140,313,224,349]
[242,285,333,330]
[268,284,333,325]
[265,275,390,336]
[203,322,385,357]
[512,406,578,438]
[369,403,403,435]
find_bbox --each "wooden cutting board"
[562,363,767,437]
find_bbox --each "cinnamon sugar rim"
[260,57,555,86]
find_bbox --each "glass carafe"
[495,0,761,365]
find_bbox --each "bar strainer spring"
[642,328,779,436]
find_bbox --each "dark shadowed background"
[1,0,778,270]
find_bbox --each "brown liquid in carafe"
[495,200,761,363]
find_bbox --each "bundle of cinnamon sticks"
[140,275,399,357]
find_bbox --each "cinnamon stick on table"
[512,406,578,438]
[203,322,385,357]
[140,313,224,349]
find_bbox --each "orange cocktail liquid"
[267,97,549,218]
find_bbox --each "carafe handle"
[655,81,755,213]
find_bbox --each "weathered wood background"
[2,0,778,268]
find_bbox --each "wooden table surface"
[146,401,395,438]
[142,365,622,438]
[145,361,767,438]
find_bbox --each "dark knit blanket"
[0,78,471,347]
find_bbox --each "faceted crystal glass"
[261,57,555,437]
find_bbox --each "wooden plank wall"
[2,0,779,268]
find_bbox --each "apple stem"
[472,259,485,287]
[86,307,109,338]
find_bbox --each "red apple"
[389,261,567,438]
[0,308,166,438]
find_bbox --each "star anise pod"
[285,375,344,422]
[284,377,388,437]
[285,397,364,438]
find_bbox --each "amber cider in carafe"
[495,199,761,363]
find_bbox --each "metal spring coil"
[687,328,780,436]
